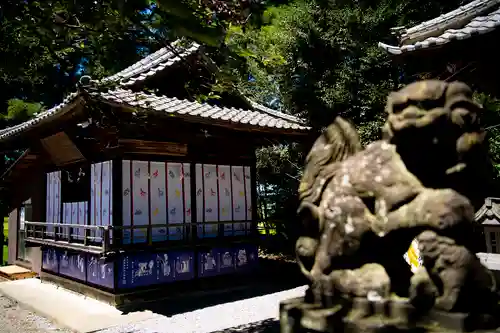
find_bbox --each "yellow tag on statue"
[404,239,422,273]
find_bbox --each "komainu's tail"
[295,116,362,281]
[298,116,362,206]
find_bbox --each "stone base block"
[279,296,500,333]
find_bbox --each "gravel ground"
[0,279,304,333]
[97,285,307,333]
[0,294,72,333]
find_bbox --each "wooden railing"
[24,220,256,255]
[24,222,111,254]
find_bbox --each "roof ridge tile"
[379,5,500,54]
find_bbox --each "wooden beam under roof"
[40,132,86,167]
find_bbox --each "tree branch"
[53,13,98,32]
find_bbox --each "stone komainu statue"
[295,80,498,317]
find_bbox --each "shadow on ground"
[210,319,279,333]
[120,257,306,317]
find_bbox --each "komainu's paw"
[435,293,459,312]
[329,263,391,299]
[353,263,391,299]
[409,267,437,312]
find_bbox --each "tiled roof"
[378,0,500,55]
[96,89,310,132]
[0,92,81,141]
[0,40,311,142]
[98,39,309,130]
[399,0,499,45]
[100,41,201,86]
[250,101,304,125]
[0,88,309,142]
[475,197,500,225]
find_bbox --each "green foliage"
[222,0,468,136]
[473,92,500,179]
[2,218,7,265]
[3,99,44,122]
[0,0,152,111]
[0,0,268,118]
[256,143,306,246]
[218,0,486,245]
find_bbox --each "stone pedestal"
[279,295,500,333]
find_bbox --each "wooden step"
[0,265,37,281]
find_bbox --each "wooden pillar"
[112,158,123,246]
[31,175,44,222]
[8,208,18,265]
[485,227,492,253]
[112,158,123,293]
[190,162,197,241]
[250,152,258,237]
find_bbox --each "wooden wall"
[3,106,302,256]
[5,164,44,268]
